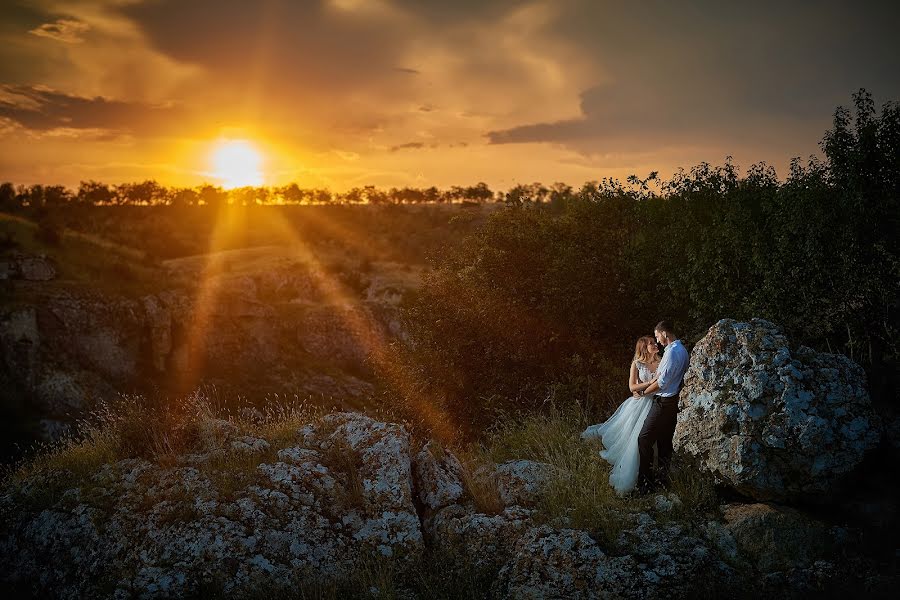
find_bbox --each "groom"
[636,320,689,493]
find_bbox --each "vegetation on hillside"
[381,90,899,436]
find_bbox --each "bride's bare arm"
[629,363,649,392]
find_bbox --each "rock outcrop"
[412,441,466,511]
[0,413,424,598]
[0,253,56,281]
[675,318,880,501]
[1,411,891,598]
[493,460,555,507]
[719,503,838,572]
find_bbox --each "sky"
[0,0,898,191]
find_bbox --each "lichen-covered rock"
[721,503,836,572]
[428,504,533,574]
[141,295,172,373]
[614,512,735,597]
[493,526,642,599]
[8,254,57,281]
[494,460,555,507]
[675,318,880,501]
[0,413,424,598]
[413,441,465,511]
[0,308,39,383]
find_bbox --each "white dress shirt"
[655,339,689,397]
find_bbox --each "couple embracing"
[581,321,689,495]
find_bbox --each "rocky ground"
[1,320,897,598]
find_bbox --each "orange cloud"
[29,19,90,44]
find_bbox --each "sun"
[210,140,264,189]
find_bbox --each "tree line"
[0,180,570,209]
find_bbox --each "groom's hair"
[655,320,675,336]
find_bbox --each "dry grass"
[320,437,367,511]
[1,389,323,511]
[481,403,643,543]
[455,448,505,515]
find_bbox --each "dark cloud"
[389,141,425,152]
[120,0,409,95]
[391,0,527,25]
[0,85,184,134]
[393,67,420,75]
[486,0,900,155]
[0,1,51,33]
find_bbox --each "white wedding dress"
[581,361,655,495]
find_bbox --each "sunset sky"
[1,0,898,191]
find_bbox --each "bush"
[0,230,18,252]
[35,217,62,246]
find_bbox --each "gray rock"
[10,255,56,281]
[428,504,533,574]
[494,526,642,599]
[141,296,172,373]
[412,441,466,511]
[675,318,880,501]
[494,460,555,507]
[721,502,835,572]
[0,412,424,598]
[0,308,39,383]
[614,512,734,597]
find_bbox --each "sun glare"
[210,140,264,189]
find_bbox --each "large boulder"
[428,504,534,577]
[675,319,880,501]
[0,254,57,281]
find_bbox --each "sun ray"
[259,210,460,441]
[174,200,472,441]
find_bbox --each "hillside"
[0,204,496,462]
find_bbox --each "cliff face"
[0,258,410,444]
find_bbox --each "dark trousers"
[637,394,679,488]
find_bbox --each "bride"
[581,336,660,495]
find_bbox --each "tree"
[0,182,17,211]
[198,184,228,209]
[465,182,493,202]
[169,187,199,207]
[77,180,114,205]
[43,185,72,206]
[280,183,304,204]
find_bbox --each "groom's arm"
[644,351,672,396]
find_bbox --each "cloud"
[389,141,425,152]
[483,0,900,159]
[0,85,184,136]
[2,0,900,187]
[29,19,91,44]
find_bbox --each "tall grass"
[2,388,319,511]
[482,402,642,543]
[478,398,720,543]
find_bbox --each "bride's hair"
[633,335,656,365]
